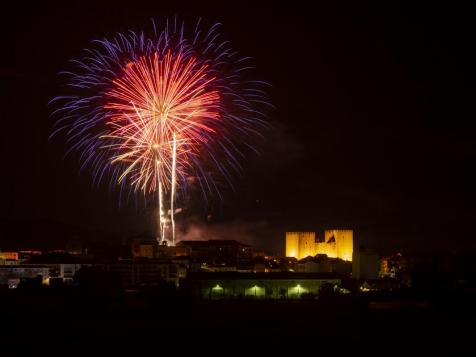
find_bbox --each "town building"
[176,240,253,269]
[186,272,343,299]
[0,265,50,289]
[295,255,352,274]
[353,247,380,280]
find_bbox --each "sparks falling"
[101,51,220,244]
[51,19,270,245]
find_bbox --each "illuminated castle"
[286,230,353,261]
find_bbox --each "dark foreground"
[2,288,474,354]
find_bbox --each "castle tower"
[285,232,300,258]
[285,232,316,259]
[324,229,353,261]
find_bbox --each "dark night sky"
[1,1,474,254]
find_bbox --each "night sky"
[2,1,474,254]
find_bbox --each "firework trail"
[51,19,270,245]
[171,132,177,244]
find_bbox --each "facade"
[0,265,50,288]
[323,230,353,262]
[59,263,82,282]
[157,243,189,257]
[187,272,343,299]
[286,230,353,261]
[107,262,186,287]
[380,253,409,278]
[131,236,158,259]
[0,251,19,261]
[353,247,380,280]
[285,232,316,259]
[177,240,253,269]
[0,251,19,266]
[131,236,191,259]
[295,255,352,274]
[296,260,322,273]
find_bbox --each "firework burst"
[51,19,270,244]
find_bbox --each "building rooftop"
[177,240,250,247]
[187,272,345,280]
[23,253,88,264]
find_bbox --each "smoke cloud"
[177,217,277,253]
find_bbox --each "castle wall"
[286,230,353,261]
[298,232,317,258]
[286,232,316,258]
[285,232,300,258]
[325,230,353,262]
[315,242,337,258]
